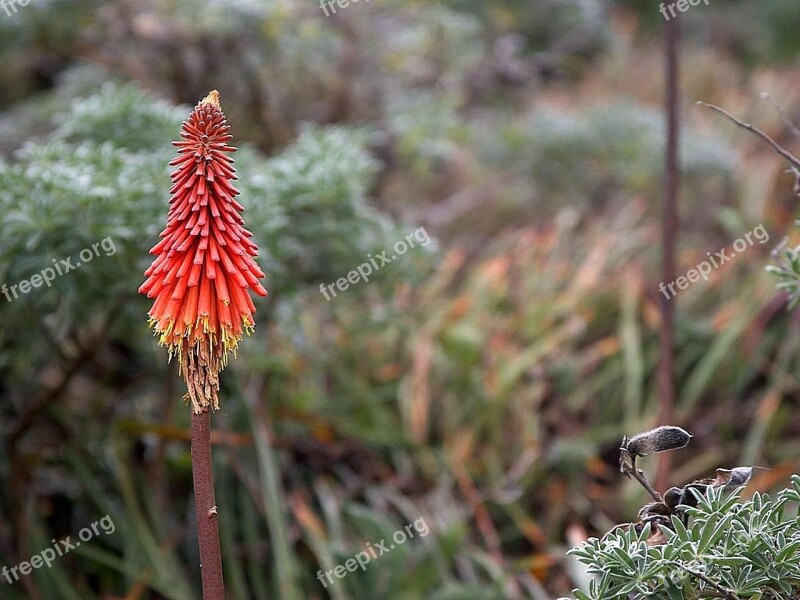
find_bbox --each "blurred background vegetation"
[1,0,799,598]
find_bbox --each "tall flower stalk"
[139,90,267,599]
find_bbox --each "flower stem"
[191,409,226,599]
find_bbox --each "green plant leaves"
[568,480,800,599]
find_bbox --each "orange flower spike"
[139,90,267,412]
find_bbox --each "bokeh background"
[1,0,800,598]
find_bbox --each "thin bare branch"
[697,101,800,170]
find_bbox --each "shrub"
[566,427,800,600]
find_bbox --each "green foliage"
[0,85,184,389]
[568,475,800,600]
[240,124,404,293]
[768,230,800,309]
[388,91,467,177]
[456,0,610,63]
[755,0,800,62]
[478,102,735,206]
[0,0,103,107]
[55,83,186,152]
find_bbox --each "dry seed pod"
[664,486,683,509]
[625,426,692,457]
[715,467,757,490]
[638,502,672,521]
[680,482,711,507]
[632,518,671,546]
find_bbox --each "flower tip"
[201,90,221,108]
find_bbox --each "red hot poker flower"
[139,90,267,412]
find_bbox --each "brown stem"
[620,446,663,503]
[191,409,225,599]
[657,12,680,493]
[630,467,664,504]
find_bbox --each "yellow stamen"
[201,90,221,108]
